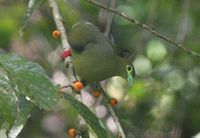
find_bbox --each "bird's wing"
[68,32,94,52]
[72,42,120,82]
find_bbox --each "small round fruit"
[72,81,84,92]
[93,91,101,97]
[52,30,61,38]
[68,128,76,138]
[110,98,118,106]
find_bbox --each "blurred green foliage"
[0,0,200,138]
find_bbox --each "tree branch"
[97,83,126,138]
[48,0,87,136]
[85,0,200,58]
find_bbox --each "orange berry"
[52,30,61,38]
[110,98,118,106]
[92,91,101,97]
[68,128,76,138]
[72,81,84,92]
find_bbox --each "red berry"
[61,49,71,60]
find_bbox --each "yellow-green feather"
[68,21,135,83]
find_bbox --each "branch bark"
[48,0,87,137]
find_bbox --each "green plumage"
[68,21,135,84]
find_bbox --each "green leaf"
[0,65,34,138]
[0,54,59,110]
[0,67,18,130]
[0,90,18,129]
[8,96,34,138]
[63,93,108,138]
[0,54,59,137]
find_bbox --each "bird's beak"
[126,65,134,86]
[127,74,133,86]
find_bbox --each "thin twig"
[97,83,126,138]
[85,0,200,58]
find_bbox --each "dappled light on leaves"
[133,55,152,76]
[146,40,167,62]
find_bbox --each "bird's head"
[118,57,135,86]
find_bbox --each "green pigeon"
[68,21,135,86]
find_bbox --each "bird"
[68,21,135,86]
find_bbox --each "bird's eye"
[126,65,132,72]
